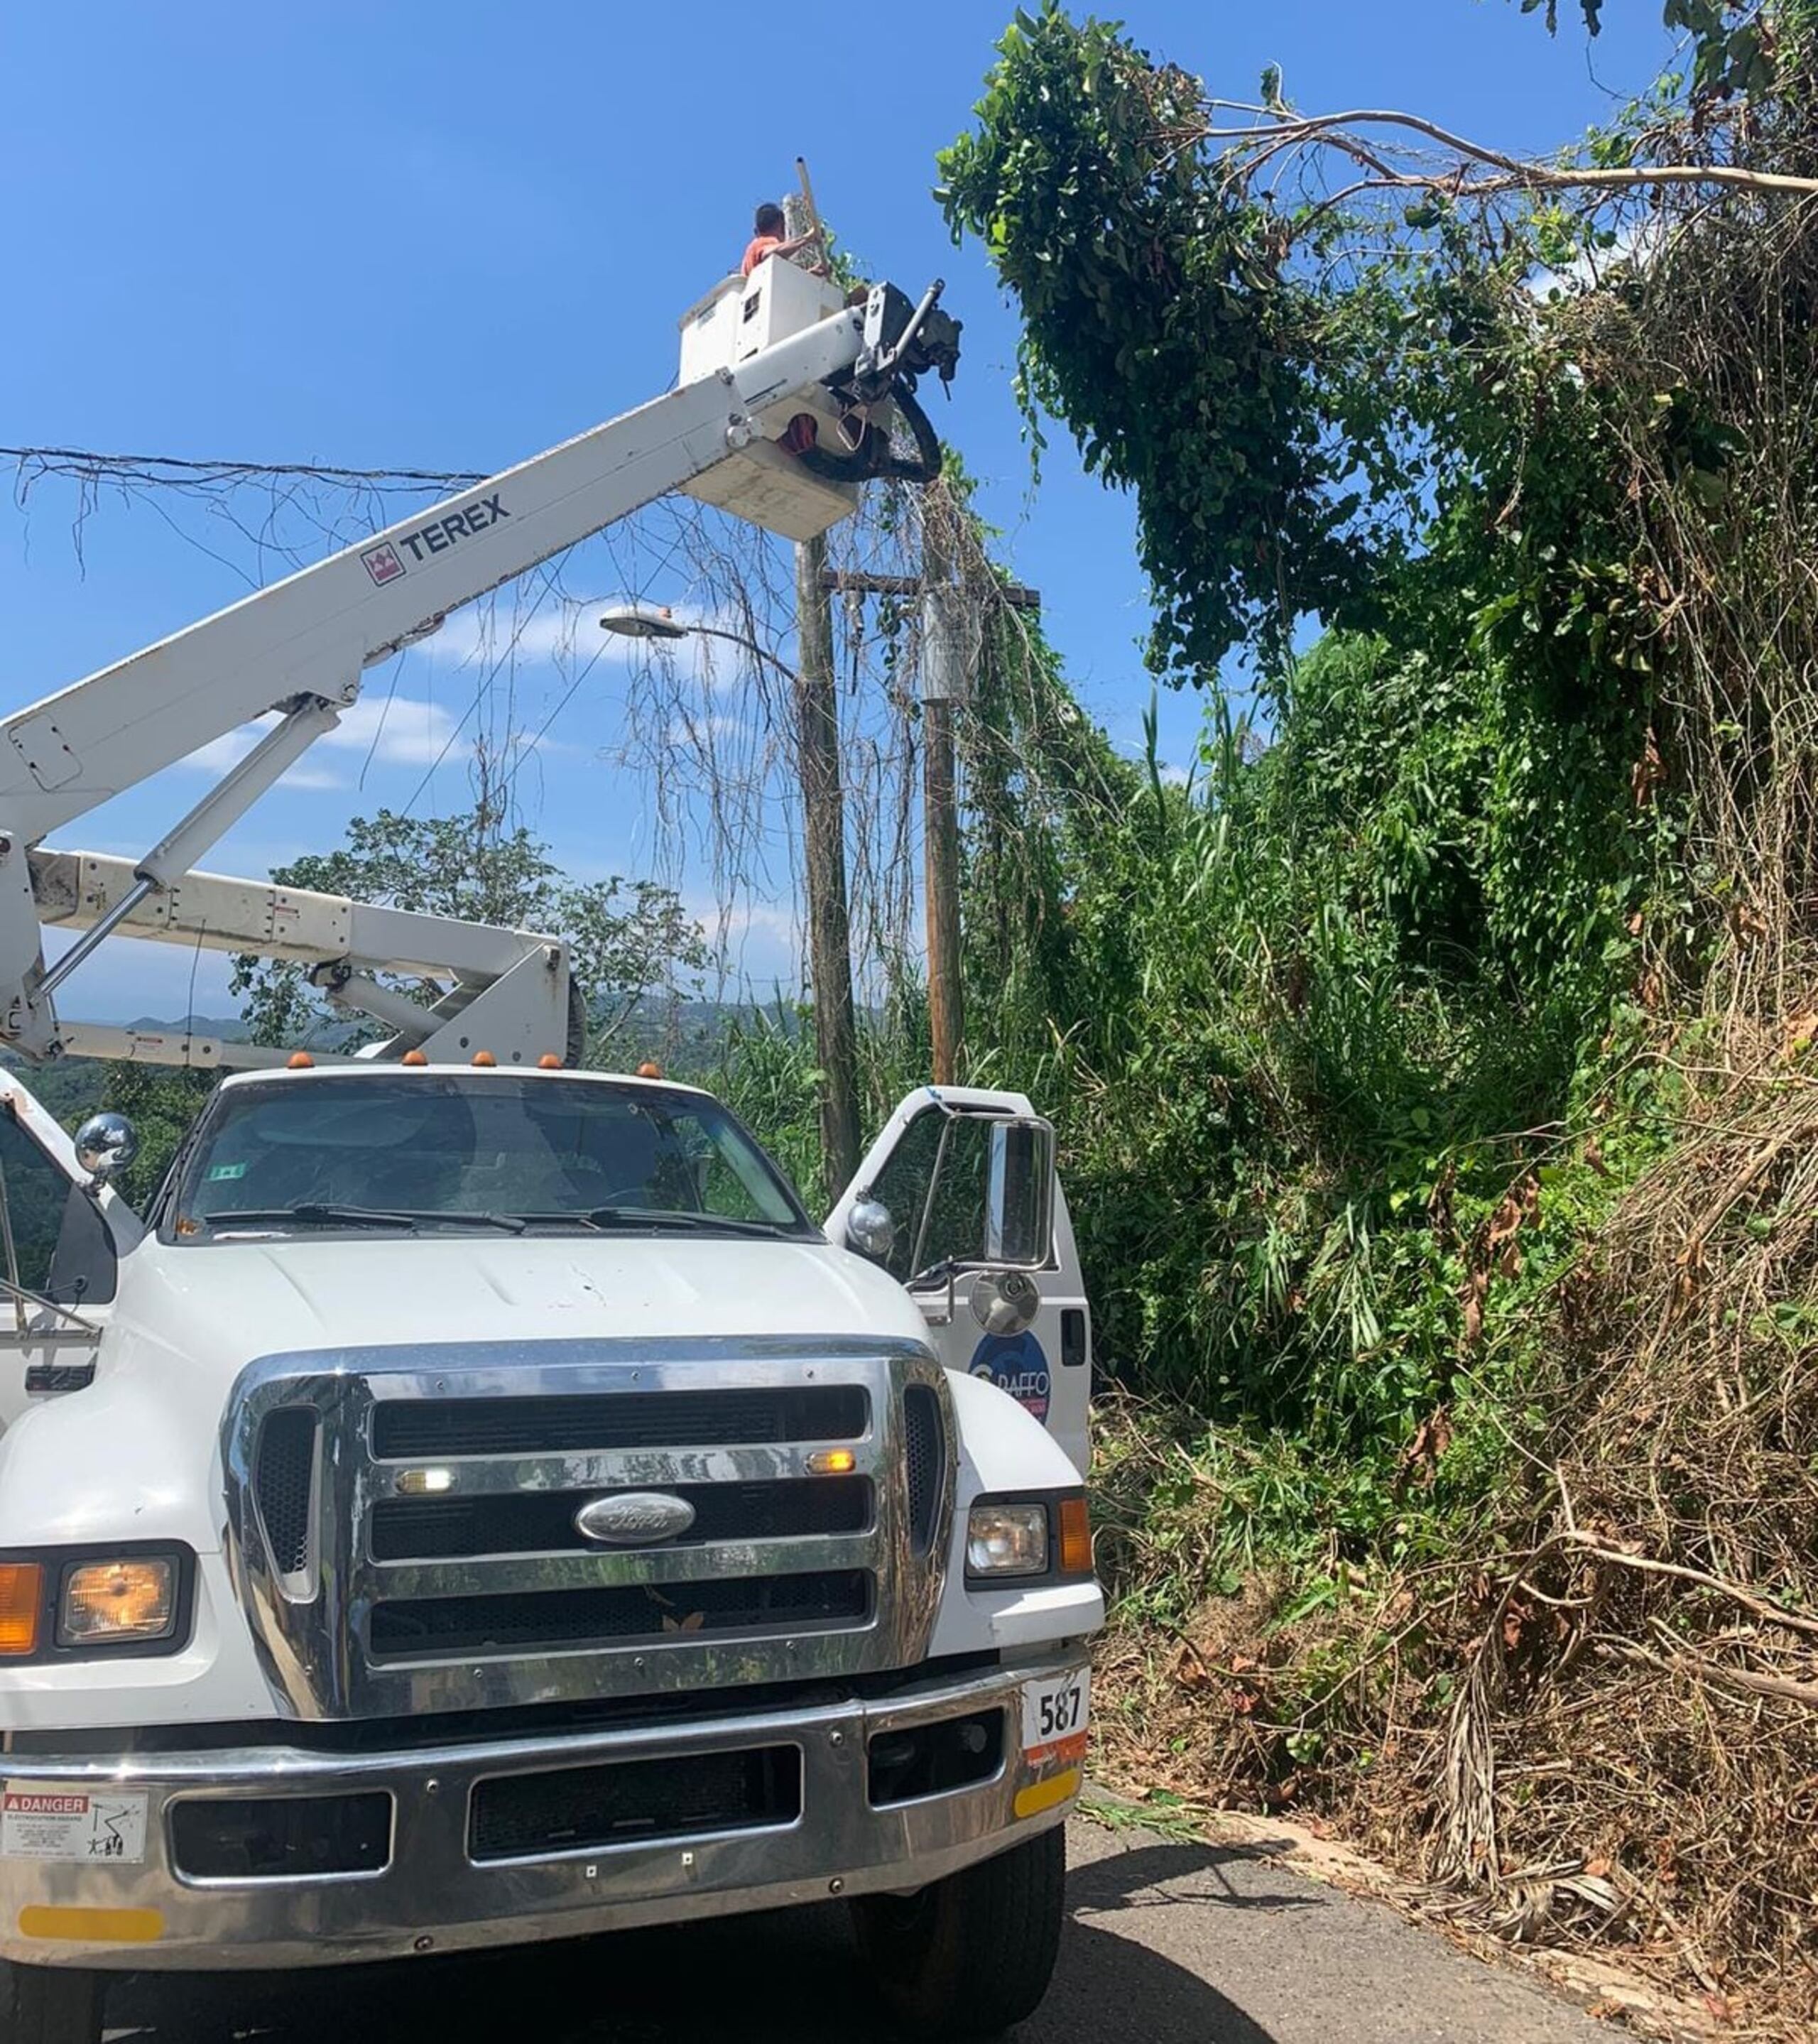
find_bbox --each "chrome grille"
[904,1385,944,1555]
[469,1746,800,1863]
[372,1383,868,1459]
[221,1337,954,1722]
[369,1570,871,1659]
[370,1476,872,1560]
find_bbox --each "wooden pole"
[793,531,862,1203]
[922,697,963,1085]
[919,494,965,1086]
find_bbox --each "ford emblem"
[575,1491,697,1545]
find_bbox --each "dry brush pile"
[1093,1055,1818,2031]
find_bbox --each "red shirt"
[741,235,784,278]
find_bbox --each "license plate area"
[1020,1669,1089,1764]
[468,1745,801,1864]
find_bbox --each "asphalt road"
[98,1816,1611,2043]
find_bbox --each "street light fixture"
[597,602,691,644]
[599,603,799,683]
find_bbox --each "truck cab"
[0,1062,1099,2043]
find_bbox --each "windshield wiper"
[516,1207,793,1240]
[205,1204,526,1234]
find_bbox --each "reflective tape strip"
[18,1905,164,1944]
[1013,1765,1082,1821]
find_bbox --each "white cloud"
[324,693,464,768]
[424,599,607,670]
[175,692,468,782]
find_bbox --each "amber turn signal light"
[1057,1497,1092,1578]
[0,1563,43,1656]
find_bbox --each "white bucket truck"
[0,260,1101,2042]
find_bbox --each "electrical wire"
[1,446,485,491]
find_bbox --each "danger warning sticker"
[1,1787,148,1865]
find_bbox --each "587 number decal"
[1021,1670,1090,1757]
[1033,1684,1084,1740]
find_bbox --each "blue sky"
[1,0,1673,1023]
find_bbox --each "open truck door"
[0,1077,142,1436]
[828,1087,1091,1476]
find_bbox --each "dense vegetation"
[920,3,1818,2025]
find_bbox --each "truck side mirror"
[844,1199,896,1263]
[901,1112,1056,1287]
[982,1119,1055,1269]
[75,1113,138,1182]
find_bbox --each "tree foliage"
[1520,0,1788,104]
[230,808,707,1059]
[938,11,1356,671]
[918,13,1818,2014]
[940,6,1817,678]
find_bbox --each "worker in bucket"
[741,202,818,277]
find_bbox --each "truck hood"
[116,1229,930,1366]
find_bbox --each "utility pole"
[774,181,860,1201]
[918,494,967,1087]
[814,484,999,1088]
[793,531,862,1203]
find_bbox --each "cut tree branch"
[1196,104,1818,201]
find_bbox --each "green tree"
[940,7,1818,678]
[938,11,1351,671]
[229,808,708,1062]
[1520,0,1788,104]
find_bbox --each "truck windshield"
[170,1075,813,1240]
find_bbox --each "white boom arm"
[31,850,571,1070]
[0,270,960,1065]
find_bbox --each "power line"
[2,445,485,491]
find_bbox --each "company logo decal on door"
[969,1330,1051,1425]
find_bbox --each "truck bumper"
[0,1653,1089,1972]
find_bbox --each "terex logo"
[360,494,511,587]
[400,493,511,565]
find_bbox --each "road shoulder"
[1074,1792,1714,2044]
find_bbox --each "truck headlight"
[964,1493,1094,1584]
[966,1501,1050,1578]
[57,1558,178,1648]
[0,1547,192,1661]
